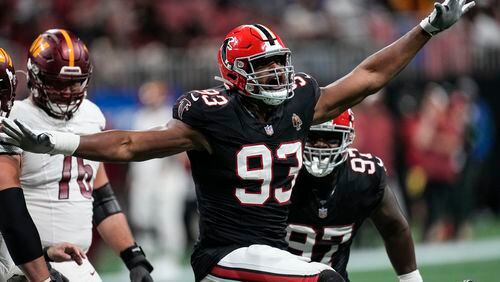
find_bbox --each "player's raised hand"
[0,118,55,153]
[0,118,80,155]
[46,242,87,265]
[420,0,475,36]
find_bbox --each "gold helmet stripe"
[59,29,74,67]
[29,35,43,54]
[29,35,50,58]
[0,48,12,67]
[0,48,6,64]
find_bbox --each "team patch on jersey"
[292,113,302,131]
[177,98,192,120]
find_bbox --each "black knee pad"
[318,269,345,282]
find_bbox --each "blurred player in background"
[287,110,422,282]
[128,81,190,268]
[0,30,153,282]
[0,1,475,281]
[0,47,84,282]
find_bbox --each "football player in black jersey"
[1,2,473,281]
[287,110,422,282]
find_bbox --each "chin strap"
[214,76,235,89]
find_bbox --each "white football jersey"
[5,98,105,252]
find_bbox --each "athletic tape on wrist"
[49,131,80,155]
[398,269,423,282]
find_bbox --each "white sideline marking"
[347,238,500,272]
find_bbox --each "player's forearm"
[97,213,153,276]
[19,257,51,282]
[382,224,417,275]
[0,187,49,281]
[76,129,188,162]
[74,130,141,162]
[97,213,135,254]
[355,26,430,95]
[313,26,431,124]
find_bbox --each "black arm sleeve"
[92,183,122,226]
[0,187,43,265]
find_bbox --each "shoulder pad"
[9,99,33,120]
[80,99,106,130]
[346,148,387,186]
[173,86,230,129]
[293,72,320,101]
[344,148,387,211]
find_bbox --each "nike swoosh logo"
[190,93,199,101]
[90,271,96,275]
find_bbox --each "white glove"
[420,0,475,36]
[0,118,80,155]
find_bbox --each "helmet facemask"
[28,58,90,120]
[0,68,17,117]
[303,123,355,177]
[234,49,295,106]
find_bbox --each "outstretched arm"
[370,186,422,281]
[314,26,429,123]
[313,0,475,124]
[1,118,210,162]
[75,119,209,162]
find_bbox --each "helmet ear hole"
[227,73,237,80]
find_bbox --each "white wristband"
[419,18,441,36]
[398,269,423,282]
[43,278,51,282]
[48,131,81,155]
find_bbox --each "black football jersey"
[172,73,321,281]
[286,148,387,281]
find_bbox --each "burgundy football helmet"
[217,24,294,106]
[303,109,355,177]
[0,48,17,117]
[27,29,92,120]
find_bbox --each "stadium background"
[1,0,500,281]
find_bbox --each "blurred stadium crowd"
[1,0,499,272]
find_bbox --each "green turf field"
[99,216,500,281]
[349,258,500,282]
[100,257,500,282]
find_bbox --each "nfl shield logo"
[264,125,274,136]
[318,207,328,219]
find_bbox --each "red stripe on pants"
[210,265,319,282]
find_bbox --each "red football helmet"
[303,109,355,177]
[217,24,294,106]
[0,48,17,117]
[27,29,92,120]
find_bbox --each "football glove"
[420,0,475,36]
[0,118,79,155]
[120,244,154,282]
[46,262,69,282]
